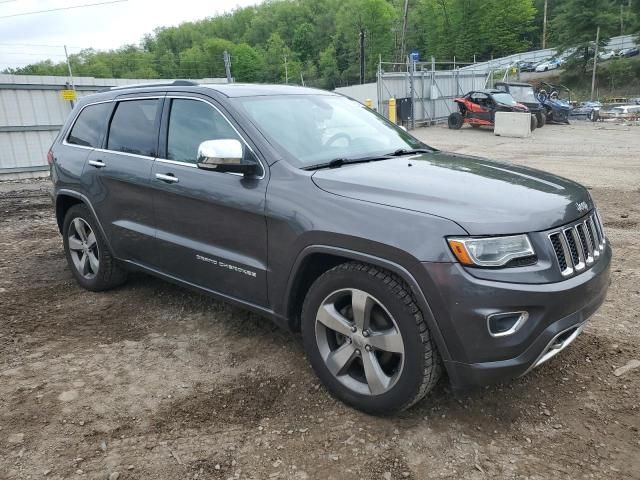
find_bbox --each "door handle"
[155,173,179,184]
[88,159,106,168]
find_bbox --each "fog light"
[487,311,529,337]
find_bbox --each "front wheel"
[301,262,442,415]
[530,114,538,131]
[535,111,546,128]
[448,112,464,129]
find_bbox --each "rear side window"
[107,99,159,156]
[166,99,239,164]
[67,103,111,148]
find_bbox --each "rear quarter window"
[67,102,112,148]
[107,99,160,157]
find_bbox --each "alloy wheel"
[67,217,99,279]
[314,288,405,396]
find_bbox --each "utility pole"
[64,45,75,91]
[223,50,232,83]
[359,29,365,84]
[400,0,409,61]
[64,45,75,108]
[620,3,624,35]
[542,0,548,49]
[283,54,289,84]
[591,25,600,101]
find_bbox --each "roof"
[201,83,335,97]
[494,81,534,87]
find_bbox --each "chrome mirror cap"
[197,139,243,167]
[196,139,257,176]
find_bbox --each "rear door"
[82,93,163,266]
[150,95,269,306]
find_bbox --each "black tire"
[62,204,127,291]
[535,111,546,128]
[530,114,538,132]
[301,262,442,415]
[447,112,464,130]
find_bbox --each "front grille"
[548,211,606,278]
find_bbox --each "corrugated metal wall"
[0,74,227,178]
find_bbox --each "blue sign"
[409,50,420,62]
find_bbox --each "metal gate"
[376,60,489,128]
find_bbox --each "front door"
[150,96,269,306]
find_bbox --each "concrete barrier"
[494,112,531,138]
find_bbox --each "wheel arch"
[284,245,452,362]
[54,189,113,253]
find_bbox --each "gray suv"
[49,81,611,414]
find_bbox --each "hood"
[312,152,593,235]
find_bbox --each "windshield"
[233,94,427,167]
[491,93,518,106]
[505,86,537,103]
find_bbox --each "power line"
[0,0,128,20]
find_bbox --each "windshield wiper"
[302,155,392,171]
[387,148,433,156]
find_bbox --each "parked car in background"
[448,89,537,131]
[535,60,559,72]
[50,81,611,414]
[494,81,546,127]
[597,104,640,121]
[571,101,602,121]
[517,61,537,72]
[618,47,639,58]
[598,50,617,61]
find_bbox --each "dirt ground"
[1,121,639,480]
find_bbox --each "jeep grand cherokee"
[49,81,611,414]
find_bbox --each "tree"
[335,0,397,83]
[552,0,619,69]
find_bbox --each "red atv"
[448,89,537,131]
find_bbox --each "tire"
[530,114,538,132]
[62,204,127,291]
[447,112,464,130]
[301,262,442,415]
[535,111,546,128]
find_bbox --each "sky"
[0,0,261,70]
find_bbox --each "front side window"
[167,99,239,164]
[67,103,111,148]
[233,94,426,168]
[107,99,159,156]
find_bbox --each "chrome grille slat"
[548,210,605,278]
[586,218,600,258]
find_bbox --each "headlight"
[447,235,535,267]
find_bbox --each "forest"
[5,0,640,89]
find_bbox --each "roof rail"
[109,80,199,91]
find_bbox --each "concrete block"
[494,112,531,138]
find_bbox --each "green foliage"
[2,0,634,88]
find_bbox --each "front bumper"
[420,243,611,389]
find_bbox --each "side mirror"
[196,139,258,176]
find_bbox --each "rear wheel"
[530,114,538,132]
[448,112,464,129]
[63,204,127,291]
[301,262,442,415]
[535,111,546,128]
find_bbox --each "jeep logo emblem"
[576,201,589,213]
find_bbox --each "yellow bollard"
[365,98,373,109]
[388,97,397,124]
